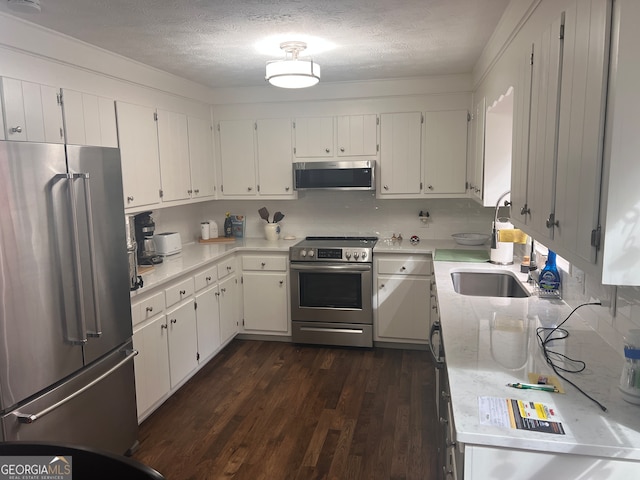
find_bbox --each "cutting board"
[434,249,490,262]
[198,237,236,244]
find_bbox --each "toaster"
[154,232,182,256]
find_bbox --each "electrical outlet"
[570,266,586,295]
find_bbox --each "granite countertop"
[433,259,640,460]
[131,238,299,295]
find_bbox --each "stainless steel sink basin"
[450,270,530,298]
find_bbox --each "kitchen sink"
[450,270,530,298]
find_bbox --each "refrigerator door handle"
[74,172,102,338]
[14,349,138,424]
[57,172,88,344]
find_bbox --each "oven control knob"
[353,252,360,260]
[308,250,315,257]
[301,250,307,257]
[345,251,352,259]
[361,251,368,260]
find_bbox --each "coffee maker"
[125,215,144,290]
[134,211,163,265]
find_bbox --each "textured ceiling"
[0,0,510,89]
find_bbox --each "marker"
[507,382,559,393]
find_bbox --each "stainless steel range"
[290,236,377,348]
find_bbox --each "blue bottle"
[539,250,561,292]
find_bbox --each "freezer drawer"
[0,342,138,455]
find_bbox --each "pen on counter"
[507,382,559,393]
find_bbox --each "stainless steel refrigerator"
[0,140,138,455]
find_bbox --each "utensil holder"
[264,223,281,242]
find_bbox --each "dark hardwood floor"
[133,340,439,480]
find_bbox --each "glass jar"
[620,329,640,405]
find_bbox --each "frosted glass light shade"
[265,59,321,88]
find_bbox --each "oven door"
[290,262,372,324]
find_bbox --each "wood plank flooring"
[133,340,439,480]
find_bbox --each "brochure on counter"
[478,396,565,435]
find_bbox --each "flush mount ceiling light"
[265,41,320,89]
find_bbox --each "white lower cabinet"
[374,254,433,343]
[132,313,171,421]
[241,254,289,335]
[166,299,198,389]
[130,255,239,422]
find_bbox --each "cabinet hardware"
[215,291,220,297]
[179,289,186,295]
[261,262,266,267]
[170,318,177,324]
[221,288,226,293]
[187,189,192,195]
[146,306,153,313]
[206,276,212,282]
[520,204,531,215]
[384,185,389,190]
[591,226,602,249]
[161,324,168,330]
[194,189,199,194]
[428,184,434,190]
[340,147,345,152]
[439,417,449,425]
[247,186,252,191]
[10,126,23,133]
[279,280,284,286]
[400,266,406,271]
[227,266,232,271]
[380,283,385,289]
[285,186,290,191]
[127,196,134,203]
[325,148,330,153]
[546,213,559,229]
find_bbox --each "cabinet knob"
[206,276,212,282]
[170,318,177,324]
[380,283,385,289]
[146,306,153,313]
[428,184,434,190]
[384,185,389,190]
[161,323,168,330]
[10,126,23,134]
[187,189,193,194]
[340,147,345,152]
[520,204,531,215]
[179,289,186,295]
[194,189,199,194]
[227,266,232,271]
[279,280,284,286]
[439,417,448,425]
[546,213,559,229]
[127,196,134,203]
[215,291,220,297]
[221,288,226,293]
[247,186,253,191]
[285,186,290,191]
[261,262,266,267]
[400,266,406,271]
[325,148,330,153]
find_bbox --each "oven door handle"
[429,321,445,367]
[290,263,372,272]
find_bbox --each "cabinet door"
[166,299,198,388]
[336,114,378,156]
[379,112,422,195]
[423,110,468,194]
[511,44,534,227]
[188,116,216,199]
[62,90,117,147]
[554,0,608,265]
[157,109,191,202]
[293,116,333,157]
[1,77,28,141]
[218,275,238,344]
[132,315,170,417]
[115,101,161,208]
[195,285,221,363]
[218,120,257,196]
[242,272,288,334]
[39,84,65,144]
[377,275,430,341]
[469,97,485,200]
[256,118,294,196]
[525,14,564,242]
[61,89,86,145]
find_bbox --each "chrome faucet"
[490,190,512,249]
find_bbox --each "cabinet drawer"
[242,255,287,271]
[218,257,236,279]
[134,291,165,325]
[377,257,432,276]
[194,265,218,291]
[165,277,195,307]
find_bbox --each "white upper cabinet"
[1,77,64,143]
[256,118,294,196]
[61,89,117,147]
[293,116,334,157]
[218,118,295,199]
[218,119,257,196]
[187,116,216,199]
[510,0,609,268]
[157,109,191,203]
[378,111,423,196]
[423,110,468,195]
[602,0,640,285]
[468,97,486,201]
[336,114,378,156]
[115,101,162,209]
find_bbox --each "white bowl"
[452,233,490,246]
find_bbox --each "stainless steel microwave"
[293,160,375,191]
